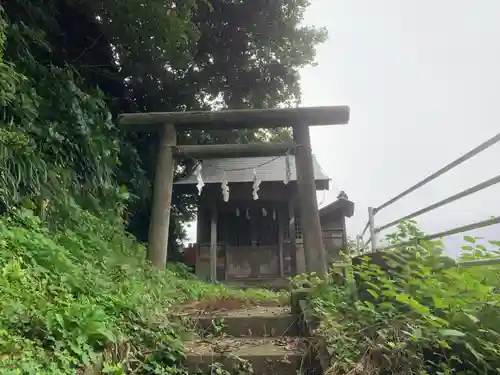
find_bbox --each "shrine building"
[176,154,354,284]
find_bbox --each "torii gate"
[118,106,350,277]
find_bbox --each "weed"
[0,206,282,374]
[308,221,500,375]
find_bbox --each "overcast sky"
[302,0,500,257]
[186,1,500,258]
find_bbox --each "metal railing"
[355,132,500,266]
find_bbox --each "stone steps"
[193,306,298,337]
[184,304,320,375]
[224,278,290,291]
[184,337,305,375]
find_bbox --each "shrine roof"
[174,155,329,185]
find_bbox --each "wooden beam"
[196,206,203,248]
[293,124,328,277]
[118,105,350,132]
[288,198,298,276]
[174,142,296,159]
[210,205,218,282]
[278,206,285,277]
[341,217,349,257]
[147,124,176,268]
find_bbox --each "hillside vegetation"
[0,2,305,373]
[310,221,500,375]
[0,205,284,374]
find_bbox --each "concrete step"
[184,337,309,375]
[224,278,290,291]
[193,306,298,337]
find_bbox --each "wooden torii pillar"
[118,106,350,277]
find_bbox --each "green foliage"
[2,0,326,245]
[0,204,277,374]
[0,0,315,373]
[310,221,500,375]
[289,271,324,290]
[0,5,134,221]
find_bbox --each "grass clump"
[0,204,284,374]
[309,221,500,375]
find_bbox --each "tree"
[121,0,327,246]
[1,0,327,250]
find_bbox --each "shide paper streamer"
[252,169,261,200]
[194,163,204,195]
[221,172,230,202]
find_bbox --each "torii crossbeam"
[117,105,350,278]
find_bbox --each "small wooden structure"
[118,106,350,279]
[177,164,354,282]
[319,192,355,262]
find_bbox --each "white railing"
[356,132,500,266]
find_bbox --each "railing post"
[368,207,377,252]
[356,235,362,255]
